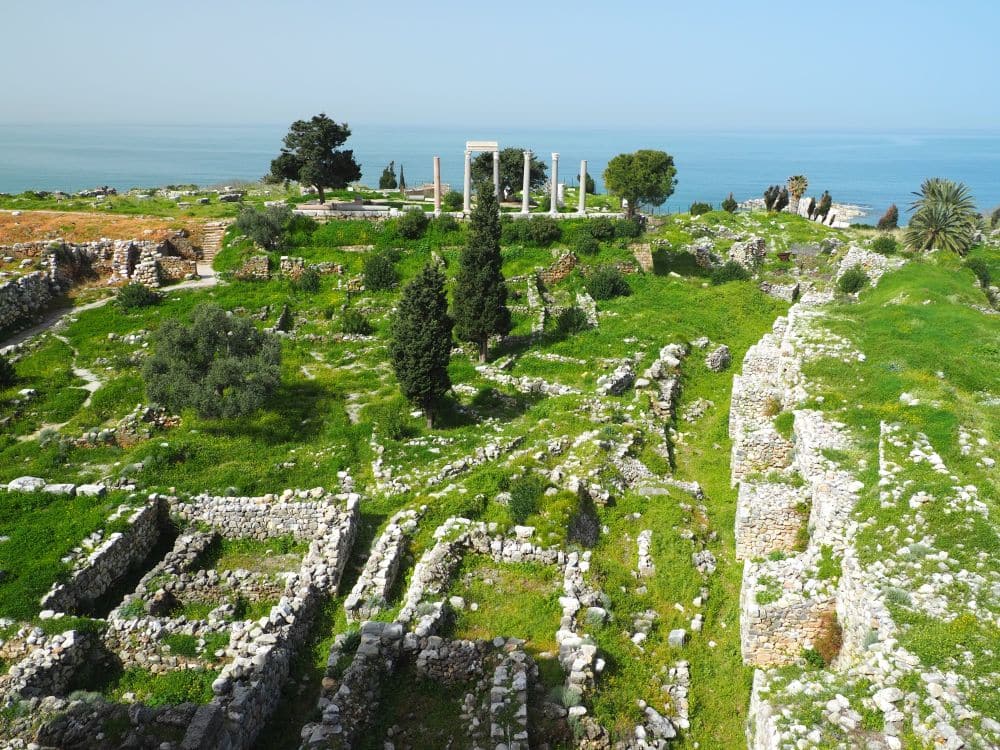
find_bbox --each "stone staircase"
[197,220,230,268]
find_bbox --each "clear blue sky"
[3,0,998,130]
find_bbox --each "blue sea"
[2,123,999,222]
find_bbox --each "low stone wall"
[170,490,346,540]
[539,252,578,285]
[301,620,406,748]
[344,508,422,621]
[758,281,800,302]
[235,255,271,281]
[3,630,92,701]
[103,617,231,673]
[40,497,165,615]
[182,492,360,750]
[158,255,197,281]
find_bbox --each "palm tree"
[787,175,809,205]
[904,178,978,255]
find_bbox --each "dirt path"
[0,270,220,353]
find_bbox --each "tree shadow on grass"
[434,386,544,430]
[199,380,334,445]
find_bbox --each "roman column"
[550,153,559,216]
[433,156,442,214]
[521,150,532,213]
[578,159,587,214]
[493,150,501,199]
[463,149,472,214]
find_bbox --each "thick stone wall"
[739,553,837,666]
[734,482,806,560]
[0,271,53,333]
[40,497,165,615]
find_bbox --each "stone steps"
[198,221,230,263]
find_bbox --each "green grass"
[0,491,132,619]
[101,666,218,706]
[446,555,562,656]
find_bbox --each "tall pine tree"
[453,181,511,362]
[389,263,453,427]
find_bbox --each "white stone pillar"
[463,150,472,214]
[433,156,442,214]
[521,150,532,213]
[550,153,559,216]
[492,150,500,199]
[578,159,587,214]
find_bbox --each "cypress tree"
[389,263,453,428]
[453,180,511,362]
[398,164,406,192]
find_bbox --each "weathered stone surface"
[705,344,731,372]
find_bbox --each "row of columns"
[450,151,588,216]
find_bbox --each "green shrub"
[721,193,738,213]
[586,266,630,300]
[118,599,146,618]
[587,217,616,241]
[689,201,712,216]
[802,648,826,669]
[114,283,161,311]
[368,401,415,441]
[432,213,459,233]
[964,257,991,288]
[526,216,562,246]
[398,209,430,239]
[363,252,399,291]
[292,267,321,293]
[710,261,750,285]
[0,354,15,388]
[143,303,281,419]
[613,217,643,238]
[442,191,464,211]
[234,204,293,251]
[575,236,600,256]
[837,265,868,294]
[341,307,372,335]
[509,475,546,523]
[556,306,590,336]
[871,235,898,255]
[501,216,562,247]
